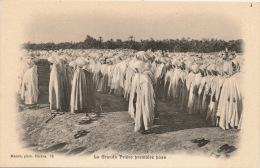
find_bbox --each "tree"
[23,36,244,53]
[128,36,134,41]
[99,37,103,42]
[84,35,99,49]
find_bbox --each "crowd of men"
[17,48,244,133]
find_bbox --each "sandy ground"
[17,92,239,158]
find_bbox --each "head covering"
[58,55,67,63]
[99,57,106,63]
[171,59,177,66]
[207,65,212,72]
[52,52,59,58]
[106,58,112,64]
[48,56,56,64]
[210,64,217,73]
[69,61,76,67]
[185,61,192,71]
[135,51,150,62]
[82,65,89,70]
[176,61,183,68]
[76,57,86,67]
[223,61,233,75]
[216,66,224,76]
[26,58,35,67]
[191,64,199,73]
[160,57,168,64]
[130,60,146,73]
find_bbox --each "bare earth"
[17,92,239,158]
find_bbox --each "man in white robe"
[128,51,155,133]
[124,58,136,100]
[216,61,243,129]
[70,58,96,120]
[48,56,66,112]
[20,59,39,105]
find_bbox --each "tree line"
[23,35,243,53]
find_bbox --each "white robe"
[124,64,136,100]
[128,61,155,132]
[216,73,243,129]
[17,60,30,94]
[154,63,165,84]
[111,61,127,90]
[70,67,89,113]
[168,68,181,100]
[20,65,38,104]
[49,63,65,110]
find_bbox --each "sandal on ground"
[74,130,88,139]
[191,138,205,143]
[198,139,210,147]
[224,145,236,153]
[78,116,92,125]
[78,120,91,125]
[81,116,92,120]
[142,130,151,134]
[57,112,65,115]
[217,144,230,153]
[92,113,100,117]
[45,114,57,123]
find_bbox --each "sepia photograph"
[0,1,259,167]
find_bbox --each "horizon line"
[24,37,243,44]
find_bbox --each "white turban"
[223,62,233,75]
[48,56,56,63]
[76,58,86,67]
[191,64,199,73]
[69,61,76,67]
[58,55,67,63]
[135,51,151,62]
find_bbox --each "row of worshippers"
[78,50,244,131]
[149,52,243,130]
[47,53,96,121]
[162,54,243,130]
[19,49,244,132]
[85,51,156,133]
[43,50,155,132]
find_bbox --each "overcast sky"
[24,2,243,43]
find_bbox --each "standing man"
[48,55,66,113]
[70,57,96,123]
[128,51,156,134]
[20,58,39,105]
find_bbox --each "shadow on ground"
[18,90,238,156]
[151,101,212,134]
